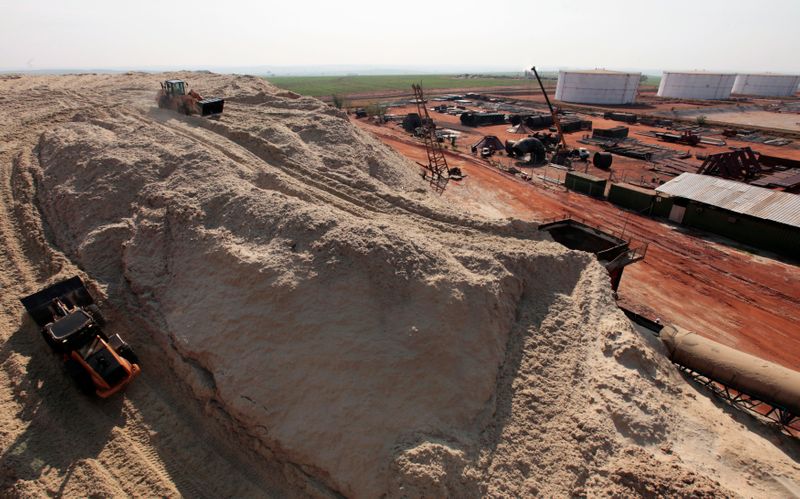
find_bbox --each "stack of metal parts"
[559,115,593,133]
[749,168,800,192]
[635,130,725,146]
[649,157,700,177]
[579,136,678,161]
[593,126,629,140]
[727,131,792,146]
[697,147,761,180]
[670,124,720,134]
[603,111,638,124]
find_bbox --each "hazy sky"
[1,0,798,73]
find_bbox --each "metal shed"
[656,174,800,228]
[655,173,800,256]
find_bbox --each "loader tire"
[65,358,95,395]
[85,304,106,327]
[118,345,140,366]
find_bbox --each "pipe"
[593,152,613,170]
[509,137,546,164]
[660,325,800,417]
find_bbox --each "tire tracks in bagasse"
[0,78,302,497]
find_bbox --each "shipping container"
[565,171,607,198]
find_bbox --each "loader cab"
[44,309,97,352]
[164,79,186,96]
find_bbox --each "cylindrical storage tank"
[660,325,800,416]
[732,73,800,97]
[657,71,736,100]
[555,70,641,105]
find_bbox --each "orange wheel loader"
[20,276,140,398]
[156,79,224,117]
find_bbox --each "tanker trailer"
[660,325,800,422]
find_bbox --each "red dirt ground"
[355,118,800,371]
[379,102,800,187]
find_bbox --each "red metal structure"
[411,84,450,191]
[655,130,701,146]
[697,147,761,180]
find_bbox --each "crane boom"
[531,66,568,151]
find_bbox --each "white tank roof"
[737,72,799,76]
[559,69,640,75]
[733,73,800,97]
[556,70,641,105]
[662,70,737,75]
[657,71,736,100]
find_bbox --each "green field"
[264,74,545,98]
[640,75,661,88]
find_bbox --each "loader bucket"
[20,276,94,327]
[198,97,224,116]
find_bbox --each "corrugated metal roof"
[655,173,800,229]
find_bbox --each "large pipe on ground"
[593,151,613,170]
[660,325,800,417]
[506,137,546,164]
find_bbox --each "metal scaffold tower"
[411,83,450,192]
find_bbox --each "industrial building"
[657,71,737,100]
[555,70,641,105]
[655,173,800,256]
[732,73,800,97]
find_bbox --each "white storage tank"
[555,70,641,105]
[657,71,736,100]
[732,73,800,97]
